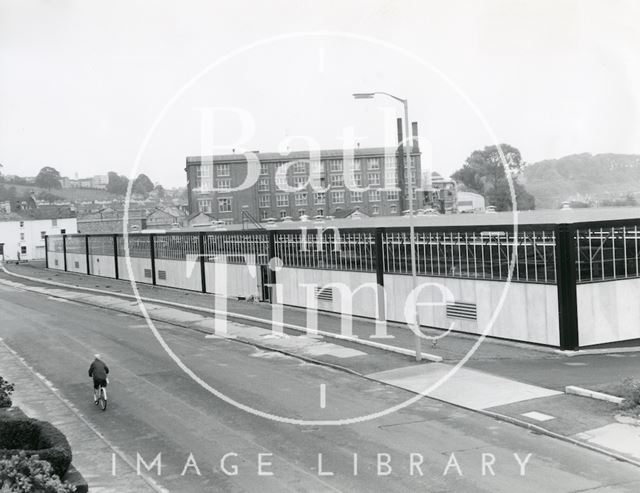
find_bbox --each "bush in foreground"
[0,377,14,408]
[0,419,72,478]
[620,377,640,414]
[0,451,75,492]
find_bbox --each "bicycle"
[94,379,108,411]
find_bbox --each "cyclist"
[88,354,109,404]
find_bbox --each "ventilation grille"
[314,286,333,302]
[74,261,80,269]
[158,270,167,280]
[144,269,152,279]
[54,259,59,266]
[446,301,477,321]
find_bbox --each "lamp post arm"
[371,91,406,105]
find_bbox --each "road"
[1,282,639,492]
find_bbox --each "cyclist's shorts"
[93,377,107,389]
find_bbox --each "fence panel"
[88,236,114,256]
[154,234,200,260]
[65,235,86,254]
[576,223,640,283]
[116,235,151,258]
[203,233,269,265]
[274,230,376,272]
[382,229,557,284]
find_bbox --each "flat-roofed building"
[185,120,424,223]
[457,191,486,213]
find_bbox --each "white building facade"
[0,217,77,261]
[456,191,486,213]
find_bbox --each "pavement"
[1,261,640,491]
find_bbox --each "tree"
[452,144,535,211]
[153,184,166,199]
[133,174,154,197]
[106,171,129,195]
[176,187,188,201]
[35,166,61,190]
[37,190,64,203]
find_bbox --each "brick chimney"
[411,122,419,152]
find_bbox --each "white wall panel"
[117,257,152,284]
[278,268,379,319]
[66,253,87,274]
[384,274,559,346]
[577,279,640,346]
[204,262,260,298]
[89,255,116,278]
[47,252,65,270]
[155,258,202,292]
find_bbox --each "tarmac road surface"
[1,282,639,492]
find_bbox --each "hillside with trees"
[521,153,640,209]
[1,166,165,206]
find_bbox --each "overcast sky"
[1,0,639,187]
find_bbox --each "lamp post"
[353,92,422,361]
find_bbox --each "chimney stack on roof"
[411,121,419,151]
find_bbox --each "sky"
[1,0,639,187]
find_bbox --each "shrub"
[0,451,75,492]
[620,377,640,412]
[0,377,14,408]
[0,419,72,478]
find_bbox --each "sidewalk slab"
[575,424,640,460]
[368,363,561,410]
[487,394,619,436]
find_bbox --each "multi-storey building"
[186,120,424,222]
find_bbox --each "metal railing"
[116,235,151,258]
[88,235,114,256]
[383,229,557,283]
[274,230,377,272]
[154,234,199,260]
[576,222,640,283]
[203,232,269,264]
[48,220,640,287]
[65,235,86,254]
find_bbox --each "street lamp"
[353,91,422,361]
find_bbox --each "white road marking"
[320,384,326,409]
[521,411,555,422]
[564,362,587,366]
